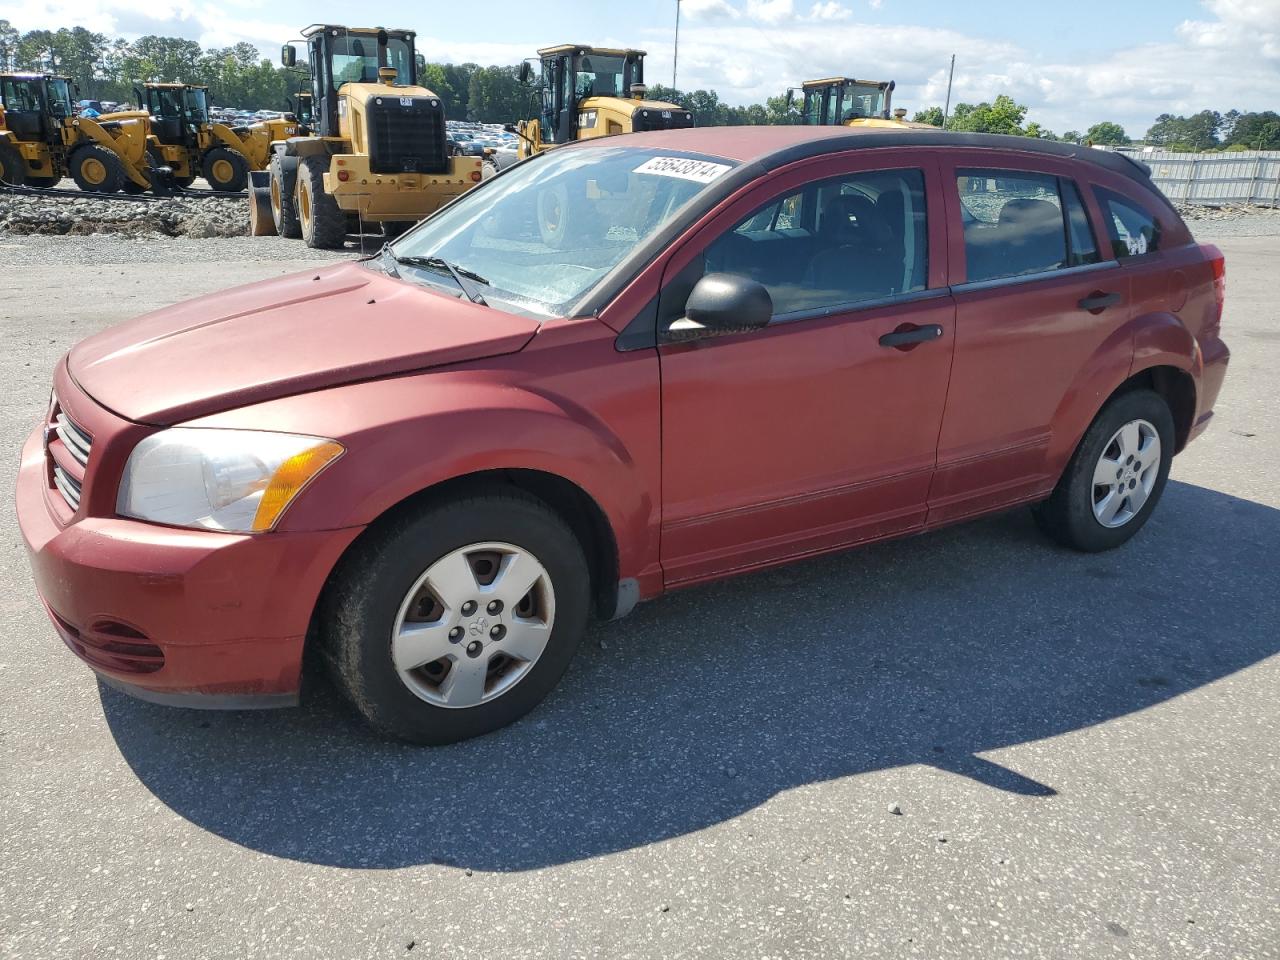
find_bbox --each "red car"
[18,127,1229,743]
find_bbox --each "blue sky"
[4,0,1277,135]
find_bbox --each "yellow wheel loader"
[512,44,694,160]
[130,83,303,191]
[249,24,483,249]
[0,73,156,192]
[794,77,936,130]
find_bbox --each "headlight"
[117,428,344,533]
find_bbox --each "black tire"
[201,146,249,192]
[174,174,197,188]
[321,490,591,744]
[269,153,301,238]
[1033,389,1175,552]
[27,174,60,189]
[296,155,346,249]
[70,144,125,193]
[0,143,28,185]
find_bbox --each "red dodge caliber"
[18,127,1230,743]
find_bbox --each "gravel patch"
[0,189,252,239]
[1174,203,1280,239]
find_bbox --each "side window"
[1061,180,1100,267]
[704,168,929,317]
[1095,186,1162,259]
[957,169,1076,282]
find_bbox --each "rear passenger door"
[930,155,1128,524]
[656,153,955,586]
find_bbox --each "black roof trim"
[759,130,1155,184]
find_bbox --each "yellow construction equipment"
[123,83,302,191]
[0,73,157,192]
[512,44,694,159]
[249,24,483,248]
[794,77,936,129]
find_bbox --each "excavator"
[249,24,483,248]
[129,82,303,191]
[0,72,157,192]
[794,77,935,129]
[512,44,694,159]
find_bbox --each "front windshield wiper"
[390,251,490,307]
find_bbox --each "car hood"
[68,262,539,424]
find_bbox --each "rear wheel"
[0,143,28,185]
[296,155,346,249]
[70,144,125,193]
[321,491,591,744]
[269,153,301,238]
[1033,389,1175,552]
[201,146,249,192]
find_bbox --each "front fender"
[185,359,660,586]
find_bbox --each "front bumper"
[17,422,362,707]
[323,154,482,220]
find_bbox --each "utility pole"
[942,53,955,129]
[673,0,681,92]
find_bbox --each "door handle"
[1078,291,1122,312]
[878,324,944,349]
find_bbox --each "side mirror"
[281,45,296,68]
[785,89,795,108]
[518,61,533,84]
[666,274,773,342]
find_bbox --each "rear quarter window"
[1095,186,1162,259]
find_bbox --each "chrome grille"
[53,465,82,509]
[55,414,91,466]
[47,395,92,514]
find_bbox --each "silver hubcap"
[1092,418,1161,528]
[390,542,555,709]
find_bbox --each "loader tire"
[202,146,249,192]
[248,176,277,236]
[269,154,301,238]
[0,143,27,186]
[26,175,60,189]
[296,156,346,250]
[70,144,125,193]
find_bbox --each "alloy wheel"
[1092,418,1161,528]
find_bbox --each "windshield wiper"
[391,252,489,306]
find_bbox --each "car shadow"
[100,480,1280,871]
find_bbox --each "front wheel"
[1033,389,1175,552]
[321,491,591,744]
[201,146,249,192]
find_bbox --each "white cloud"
[682,0,740,21]
[807,2,852,21]
[744,0,795,25]
[869,0,883,8]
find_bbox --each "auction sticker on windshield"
[633,156,733,183]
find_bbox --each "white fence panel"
[1110,149,1280,207]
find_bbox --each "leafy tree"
[1085,121,1128,145]
[1061,130,1083,144]
[948,95,1027,135]
[1145,110,1221,151]
[1024,121,1056,140]
[0,19,19,71]
[1225,111,1280,150]
[912,105,944,127]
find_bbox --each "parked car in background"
[18,127,1228,744]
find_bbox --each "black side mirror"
[518,61,533,84]
[785,89,795,108]
[281,45,296,68]
[666,274,773,341]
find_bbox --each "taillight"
[1204,243,1226,326]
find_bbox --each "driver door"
[657,153,956,586]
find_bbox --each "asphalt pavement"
[1,230,1277,959]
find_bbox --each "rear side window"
[1095,186,1162,259]
[957,170,1099,282]
[704,167,929,317]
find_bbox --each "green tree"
[1024,121,1056,140]
[1145,111,1221,151]
[948,94,1027,135]
[1085,121,1128,145]
[764,92,798,125]
[0,19,18,71]
[1061,130,1082,144]
[1225,111,1280,150]
[912,105,944,127]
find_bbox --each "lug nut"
[461,600,478,616]
[449,626,464,642]
[489,624,506,640]
[466,640,483,658]
[487,600,503,615]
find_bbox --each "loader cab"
[287,25,418,139]
[142,84,209,146]
[293,92,314,132]
[535,44,647,145]
[0,74,73,143]
[801,78,894,125]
